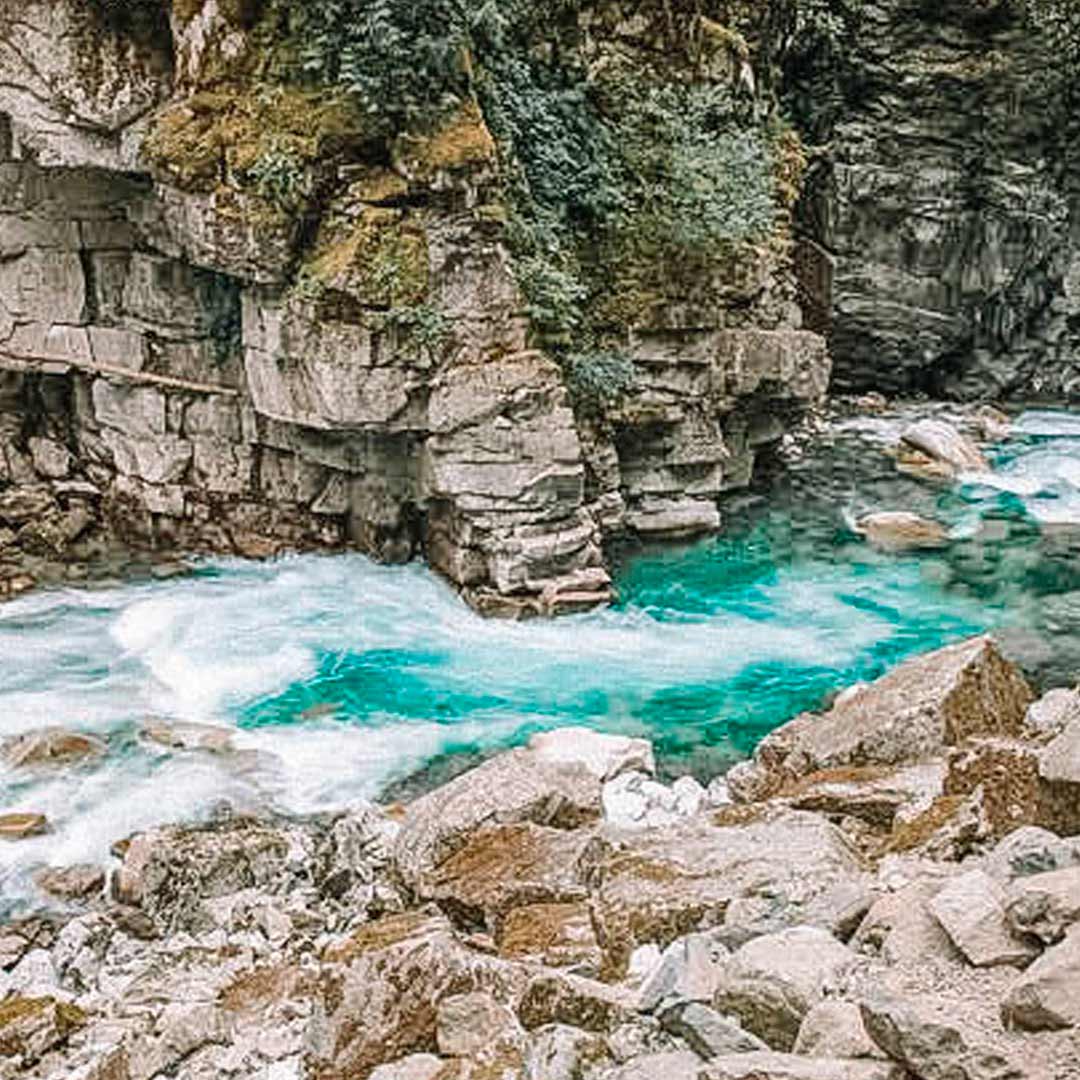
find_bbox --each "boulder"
[1000,928,1080,1031]
[638,931,731,1013]
[33,864,105,902]
[525,1025,609,1080]
[860,996,1021,1080]
[782,764,944,828]
[139,718,234,753]
[729,637,1032,801]
[712,926,858,1051]
[602,771,708,829]
[517,971,637,1033]
[527,728,655,780]
[498,902,603,975]
[927,869,1038,967]
[394,749,601,887]
[854,511,950,552]
[605,1051,704,1079]
[591,808,868,976]
[701,1053,904,1080]
[0,996,86,1065]
[793,1002,883,1060]
[435,991,524,1057]
[896,420,988,478]
[1037,717,1080,834]
[112,818,295,933]
[416,822,602,930]
[310,912,523,1079]
[369,1057,444,1080]
[1005,867,1080,944]
[851,878,961,967]
[3,727,107,768]
[659,1001,768,1058]
[980,826,1079,883]
[0,813,48,839]
[0,486,55,525]
[1025,688,1080,740]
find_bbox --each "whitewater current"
[3,408,1080,902]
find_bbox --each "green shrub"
[561,350,637,411]
[247,141,309,209]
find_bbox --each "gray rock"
[1038,717,1080,834]
[980,826,1079,883]
[927,869,1039,967]
[713,926,858,1051]
[793,1002,883,1060]
[860,996,1022,1080]
[1025,688,1080,740]
[1001,927,1080,1031]
[660,1001,769,1058]
[603,1051,704,1079]
[701,1052,904,1080]
[638,931,730,1013]
[435,991,523,1057]
[525,1024,609,1080]
[1005,866,1080,944]
[898,420,988,476]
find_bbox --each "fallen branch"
[0,350,241,397]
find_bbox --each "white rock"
[626,943,663,987]
[927,869,1038,967]
[1025,687,1080,739]
[602,771,702,829]
[707,777,733,807]
[672,776,707,817]
[528,727,655,781]
[638,931,730,1012]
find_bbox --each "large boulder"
[854,511,950,552]
[1037,717,1080,834]
[712,926,858,1051]
[926,869,1038,968]
[3,727,106,769]
[1004,867,1080,945]
[896,420,988,479]
[590,808,869,975]
[701,1053,904,1080]
[860,996,1022,1080]
[393,749,601,888]
[1001,928,1080,1031]
[306,912,524,1079]
[728,637,1033,801]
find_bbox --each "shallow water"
[3,407,1080,902]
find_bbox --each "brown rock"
[394,748,601,888]
[3,727,107,768]
[732,637,1032,802]
[33,863,105,901]
[1037,717,1080,834]
[591,807,867,977]
[0,812,48,839]
[517,970,637,1033]
[855,511,950,552]
[309,912,523,1080]
[897,419,988,478]
[0,486,55,525]
[139,718,234,753]
[783,764,944,828]
[944,738,1041,838]
[498,901,602,974]
[0,996,86,1064]
[435,991,523,1057]
[418,822,603,930]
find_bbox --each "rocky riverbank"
[2,634,1079,1079]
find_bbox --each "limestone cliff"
[0,0,828,613]
[787,0,1080,399]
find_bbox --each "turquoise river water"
[3,407,1080,900]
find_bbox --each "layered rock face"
[0,0,829,614]
[791,0,1080,399]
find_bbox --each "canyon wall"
[790,0,1080,399]
[0,0,829,613]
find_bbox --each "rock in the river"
[896,420,988,479]
[0,813,48,840]
[854,511,950,551]
[926,869,1038,967]
[33,864,105,902]
[728,636,1032,801]
[139,718,235,753]
[1005,867,1080,945]
[3,728,107,769]
[1001,927,1080,1031]
[712,926,857,1051]
[394,749,601,887]
[860,996,1022,1080]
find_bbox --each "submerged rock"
[2,728,106,769]
[0,813,48,840]
[854,511,950,552]
[895,420,988,480]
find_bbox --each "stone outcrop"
[0,0,830,616]
[789,0,1080,400]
